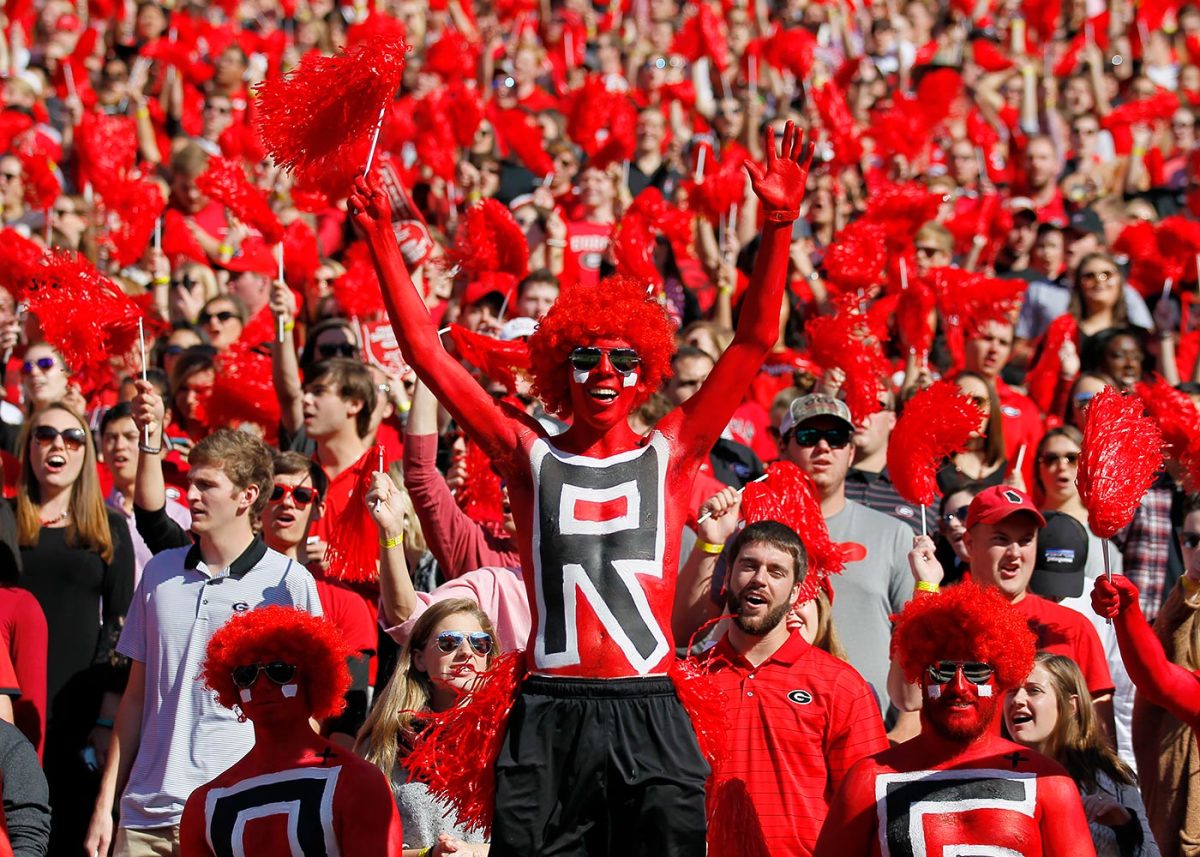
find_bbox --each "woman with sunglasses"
[15,403,134,853]
[936,372,1008,496]
[20,342,85,417]
[1068,253,1153,339]
[198,294,247,352]
[169,347,217,444]
[165,262,219,327]
[1004,653,1157,857]
[356,599,494,855]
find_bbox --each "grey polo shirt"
[116,538,322,829]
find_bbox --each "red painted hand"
[744,120,813,214]
[1091,574,1139,620]
[348,175,393,237]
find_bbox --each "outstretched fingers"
[743,158,765,183]
[763,124,777,169]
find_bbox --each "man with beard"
[813,584,1095,857]
[701,520,887,855]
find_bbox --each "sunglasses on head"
[791,425,852,449]
[22,357,56,375]
[1040,452,1079,467]
[317,342,358,359]
[926,660,994,686]
[435,630,493,656]
[231,661,297,689]
[568,347,641,375]
[33,425,87,451]
[199,310,238,325]
[269,484,319,506]
[1183,532,1200,550]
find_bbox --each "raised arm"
[348,178,521,464]
[662,122,812,460]
[1092,575,1200,724]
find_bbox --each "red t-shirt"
[0,587,46,758]
[702,632,888,854]
[565,220,613,289]
[314,580,377,657]
[727,399,777,463]
[995,379,1044,486]
[1014,593,1114,697]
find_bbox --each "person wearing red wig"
[813,584,1095,857]
[351,122,811,856]
[179,606,403,857]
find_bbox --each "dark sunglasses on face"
[1040,452,1079,467]
[269,484,319,506]
[317,342,358,359]
[33,425,87,451]
[231,661,297,689]
[199,310,238,325]
[568,347,641,375]
[171,276,198,291]
[941,506,968,526]
[22,357,56,374]
[926,660,994,686]
[435,630,494,656]
[1182,532,1200,550]
[791,426,852,449]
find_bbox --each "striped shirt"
[702,632,888,855]
[843,467,931,535]
[116,538,322,829]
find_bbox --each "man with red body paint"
[352,124,812,856]
[813,584,1095,857]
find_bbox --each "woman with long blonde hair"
[15,402,134,853]
[356,599,494,855]
[1004,653,1158,857]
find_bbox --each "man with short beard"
[700,521,886,854]
[814,584,1095,857]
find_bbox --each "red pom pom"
[103,175,166,269]
[564,77,637,170]
[445,323,531,395]
[445,82,485,149]
[803,312,888,424]
[686,157,746,225]
[763,27,816,79]
[452,199,530,283]
[1156,215,1200,283]
[196,157,283,244]
[811,82,862,169]
[861,181,944,250]
[865,96,929,163]
[494,109,555,178]
[611,208,662,289]
[254,32,408,200]
[1077,387,1164,538]
[423,30,480,82]
[282,219,321,287]
[0,228,47,296]
[75,113,137,200]
[206,344,281,446]
[324,447,386,583]
[403,650,527,835]
[741,461,845,604]
[823,221,887,294]
[887,381,981,507]
[896,279,937,362]
[1134,374,1200,460]
[672,4,730,71]
[1024,314,1079,414]
[332,242,385,320]
[455,439,505,524]
[915,68,964,125]
[1101,90,1180,132]
[15,144,59,211]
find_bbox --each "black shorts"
[491,675,709,857]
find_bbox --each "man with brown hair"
[84,429,322,857]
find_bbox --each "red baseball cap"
[221,238,278,277]
[965,485,1046,530]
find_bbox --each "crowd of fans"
[0,0,1194,853]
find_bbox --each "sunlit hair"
[16,403,113,562]
[526,275,675,418]
[355,599,495,774]
[953,370,1006,468]
[807,589,848,662]
[1021,652,1134,792]
[891,582,1035,690]
[189,429,274,519]
[202,606,351,721]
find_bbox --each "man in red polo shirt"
[701,520,887,855]
[962,486,1115,734]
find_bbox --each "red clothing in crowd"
[565,220,613,289]
[702,632,888,855]
[1014,593,1114,697]
[314,580,376,659]
[995,378,1044,485]
[0,588,46,759]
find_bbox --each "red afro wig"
[526,275,675,418]
[891,583,1036,690]
[202,606,352,722]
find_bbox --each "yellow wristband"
[136,107,150,119]
[282,320,295,332]
[380,533,404,550]
[152,275,170,286]
[218,244,233,257]
[698,540,725,555]
[915,580,940,593]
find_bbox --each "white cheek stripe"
[926,685,943,699]
[978,684,993,697]
[622,371,638,388]
[572,368,591,384]
[281,684,298,698]
[239,689,252,703]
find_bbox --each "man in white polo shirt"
[84,429,321,857]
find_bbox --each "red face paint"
[921,661,999,741]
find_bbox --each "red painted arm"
[1039,772,1097,856]
[335,764,405,856]
[1093,575,1200,724]
[812,758,879,857]
[179,788,213,857]
[661,123,813,461]
[349,178,521,467]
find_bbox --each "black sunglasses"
[1183,532,1200,550]
[199,310,238,325]
[21,357,56,374]
[568,347,641,375]
[791,426,852,449]
[1039,452,1079,467]
[317,342,358,359]
[33,425,87,451]
[435,630,493,656]
[171,275,199,291]
[926,660,994,686]
[941,506,969,526]
[231,661,297,689]
[269,484,319,506]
